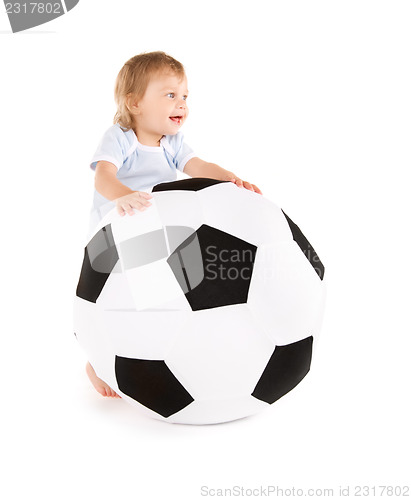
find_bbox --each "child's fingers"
[230,177,242,186]
[243,181,254,191]
[136,193,152,207]
[125,203,135,216]
[242,181,263,195]
[130,199,151,212]
[139,191,153,199]
[117,201,135,216]
[116,204,126,216]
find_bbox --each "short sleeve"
[164,133,196,172]
[90,125,129,171]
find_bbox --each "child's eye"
[182,95,188,101]
[167,93,175,98]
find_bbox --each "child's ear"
[126,93,140,115]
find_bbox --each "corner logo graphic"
[4,1,79,32]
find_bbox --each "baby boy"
[87,51,262,397]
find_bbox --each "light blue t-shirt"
[89,124,195,225]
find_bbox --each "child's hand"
[115,191,153,216]
[230,176,263,195]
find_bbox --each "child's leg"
[86,362,121,398]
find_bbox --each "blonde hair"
[113,51,185,131]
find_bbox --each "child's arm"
[183,157,262,195]
[95,161,152,216]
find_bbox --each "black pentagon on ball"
[252,336,313,404]
[282,211,325,280]
[115,356,194,418]
[167,224,257,311]
[152,177,228,192]
[76,224,119,303]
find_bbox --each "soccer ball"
[74,178,325,424]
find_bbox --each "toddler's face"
[132,71,189,142]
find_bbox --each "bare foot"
[86,362,121,398]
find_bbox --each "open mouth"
[170,116,183,125]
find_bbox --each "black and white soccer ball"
[74,178,325,424]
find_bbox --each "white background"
[1,1,410,499]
